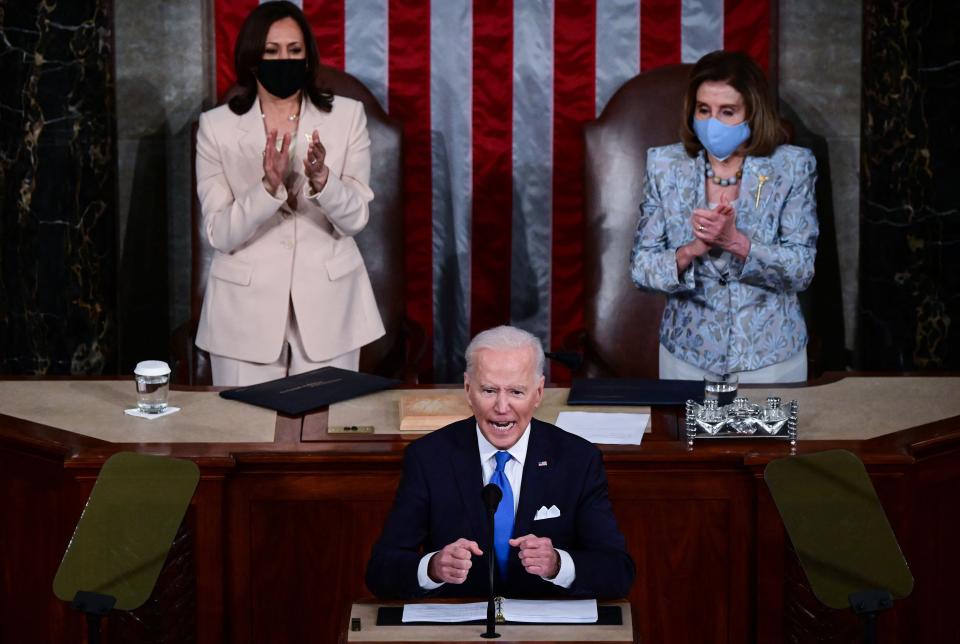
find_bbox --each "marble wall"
[0,0,117,374]
[780,0,862,358]
[859,0,960,369]
[113,0,207,372]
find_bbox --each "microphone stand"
[481,483,502,639]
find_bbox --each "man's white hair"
[464,325,545,378]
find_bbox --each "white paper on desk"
[502,598,597,623]
[402,601,486,623]
[555,411,648,445]
[401,598,598,624]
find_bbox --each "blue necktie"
[490,451,515,578]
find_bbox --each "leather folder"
[567,378,703,406]
[219,366,398,416]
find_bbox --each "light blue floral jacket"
[630,143,818,375]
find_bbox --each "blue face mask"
[693,117,751,161]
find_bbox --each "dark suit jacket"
[365,417,635,599]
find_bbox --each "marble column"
[0,0,117,374]
[113,0,206,374]
[859,0,960,369]
[780,0,862,359]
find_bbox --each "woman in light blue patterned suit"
[631,51,818,383]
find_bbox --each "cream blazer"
[195,95,385,363]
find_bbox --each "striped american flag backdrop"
[213,0,773,380]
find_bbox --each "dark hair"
[679,50,785,158]
[228,0,333,115]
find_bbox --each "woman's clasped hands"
[693,193,736,248]
[689,193,751,260]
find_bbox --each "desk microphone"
[480,483,502,639]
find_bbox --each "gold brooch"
[755,175,769,208]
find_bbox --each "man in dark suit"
[365,325,635,599]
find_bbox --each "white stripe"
[681,0,724,63]
[344,0,389,110]
[431,0,473,379]
[595,0,640,116]
[511,0,554,348]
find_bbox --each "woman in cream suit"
[195,1,384,386]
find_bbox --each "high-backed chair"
[170,67,423,384]
[575,64,846,379]
[577,64,692,378]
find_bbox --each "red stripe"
[470,1,514,336]
[640,0,681,71]
[389,0,434,372]
[214,0,259,100]
[551,0,596,382]
[303,0,345,70]
[724,0,771,74]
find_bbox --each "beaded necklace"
[705,164,743,186]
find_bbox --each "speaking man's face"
[464,346,545,450]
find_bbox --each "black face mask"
[256,59,307,99]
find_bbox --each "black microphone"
[482,483,502,514]
[480,483,502,639]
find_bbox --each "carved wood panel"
[609,469,754,644]
[228,471,398,643]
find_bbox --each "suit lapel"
[513,420,557,539]
[449,418,489,545]
[675,152,708,244]
[692,150,708,210]
[237,97,266,160]
[232,98,268,190]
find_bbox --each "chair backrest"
[186,67,405,380]
[314,67,405,375]
[582,64,691,378]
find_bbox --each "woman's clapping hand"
[303,129,330,193]
[262,129,291,196]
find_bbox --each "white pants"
[210,304,360,387]
[658,344,807,384]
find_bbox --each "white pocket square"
[534,505,561,521]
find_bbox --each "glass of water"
[135,360,171,413]
[704,371,738,406]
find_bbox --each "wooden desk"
[344,601,634,642]
[1,375,958,643]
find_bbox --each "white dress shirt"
[417,424,576,590]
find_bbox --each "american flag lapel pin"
[538,460,548,467]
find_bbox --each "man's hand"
[510,534,560,579]
[427,538,483,584]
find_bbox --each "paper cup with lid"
[134,360,171,414]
